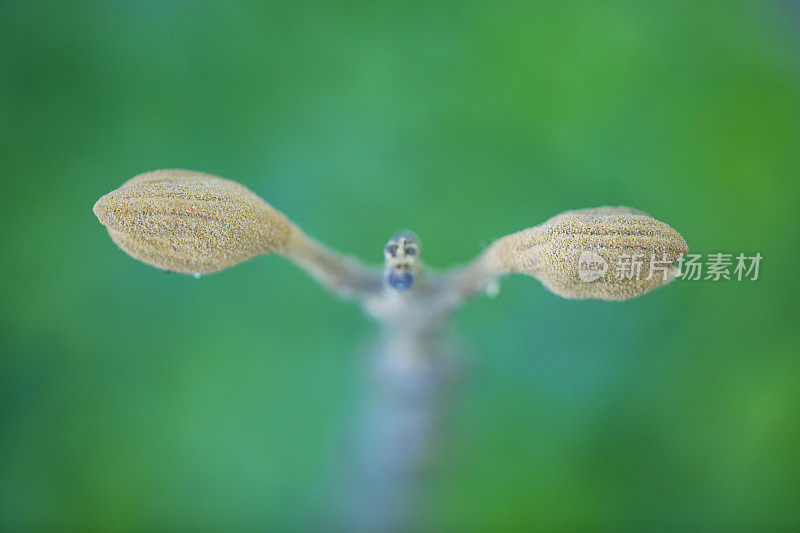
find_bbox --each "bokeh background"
[2,1,799,530]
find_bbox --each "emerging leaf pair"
[94,169,688,301]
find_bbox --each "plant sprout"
[93,168,689,529]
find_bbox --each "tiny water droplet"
[486,280,500,298]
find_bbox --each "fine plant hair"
[93,169,689,528]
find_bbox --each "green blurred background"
[2,1,799,530]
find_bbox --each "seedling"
[93,168,688,528]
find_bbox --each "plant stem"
[284,226,383,299]
[338,327,460,531]
[285,232,499,529]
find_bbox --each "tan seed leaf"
[491,206,689,300]
[93,169,292,274]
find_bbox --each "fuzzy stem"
[284,225,383,299]
[338,328,459,531]
[437,245,504,310]
[285,233,503,528]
